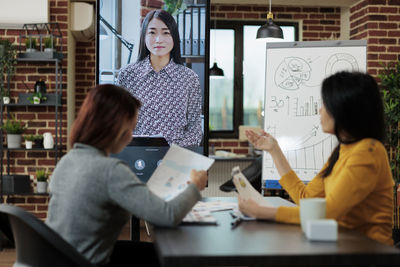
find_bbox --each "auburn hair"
[69,84,141,150]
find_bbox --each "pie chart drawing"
[275,57,311,90]
[325,53,359,75]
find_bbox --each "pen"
[231,217,242,230]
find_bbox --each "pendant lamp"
[256,0,283,40]
[210,19,224,77]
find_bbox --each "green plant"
[28,92,47,104]
[36,169,48,182]
[24,134,36,141]
[0,39,17,86]
[0,115,26,134]
[44,37,55,49]
[0,85,9,97]
[33,134,43,141]
[25,37,37,50]
[163,0,185,15]
[379,60,400,183]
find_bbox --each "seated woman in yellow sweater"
[240,71,394,245]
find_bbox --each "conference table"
[150,197,400,267]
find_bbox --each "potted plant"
[0,39,17,92]
[44,37,55,52]
[28,91,47,104]
[378,60,400,244]
[0,115,26,148]
[24,134,36,149]
[33,134,44,148]
[25,37,37,52]
[35,169,48,193]
[1,85,10,104]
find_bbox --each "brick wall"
[349,0,400,76]
[0,0,69,215]
[211,4,342,40]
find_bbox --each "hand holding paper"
[232,166,271,207]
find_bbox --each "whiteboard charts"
[263,41,367,188]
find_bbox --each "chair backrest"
[0,204,95,267]
[0,210,14,250]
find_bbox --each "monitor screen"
[111,137,169,183]
[96,1,209,162]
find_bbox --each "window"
[209,21,298,138]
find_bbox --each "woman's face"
[109,114,138,155]
[320,104,335,134]
[145,18,174,58]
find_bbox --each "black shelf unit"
[0,55,63,195]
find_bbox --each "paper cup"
[300,198,326,234]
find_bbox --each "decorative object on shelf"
[24,134,36,149]
[2,175,31,194]
[256,0,284,40]
[0,115,26,148]
[24,37,37,52]
[18,23,63,60]
[35,169,48,193]
[34,79,46,94]
[1,85,10,104]
[32,135,43,148]
[43,132,54,149]
[44,37,55,52]
[28,91,47,104]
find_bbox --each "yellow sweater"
[275,138,394,245]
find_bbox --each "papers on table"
[147,144,215,201]
[232,166,271,207]
[182,201,238,225]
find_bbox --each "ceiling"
[211,0,361,7]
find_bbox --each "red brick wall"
[0,0,69,217]
[211,4,342,41]
[349,0,400,76]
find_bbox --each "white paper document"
[147,144,215,201]
[232,166,271,207]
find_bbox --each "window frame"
[209,20,299,139]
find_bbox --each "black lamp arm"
[99,15,134,64]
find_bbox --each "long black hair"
[137,9,183,65]
[320,71,385,177]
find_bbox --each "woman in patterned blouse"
[118,9,202,147]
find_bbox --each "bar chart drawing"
[263,41,366,186]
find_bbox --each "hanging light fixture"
[256,0,283,40]
[210,18,224,77]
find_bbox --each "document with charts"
[147,144,215,201]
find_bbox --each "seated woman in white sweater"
[46,84,208,267]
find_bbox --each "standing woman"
[240,71,394,245]
[46,84,208,266]
[118,9,202,147]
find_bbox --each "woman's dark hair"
[70,84,141,150]
[320,71,385,178]
[137,9,183,65]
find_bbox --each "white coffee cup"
[300,198,326,234]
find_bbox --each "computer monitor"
[111,137,169,183]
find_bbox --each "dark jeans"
[103,240,161,267]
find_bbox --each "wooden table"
[151,197,400,267]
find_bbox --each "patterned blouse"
[118,56,202,147]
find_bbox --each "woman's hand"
[238,195,277,220]
[190,170,208,191]
[245,130,279,153]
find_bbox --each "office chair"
[219,156,262,193]
[0,209,14,250]
[0,204,95,267]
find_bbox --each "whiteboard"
[262,40,367,189]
